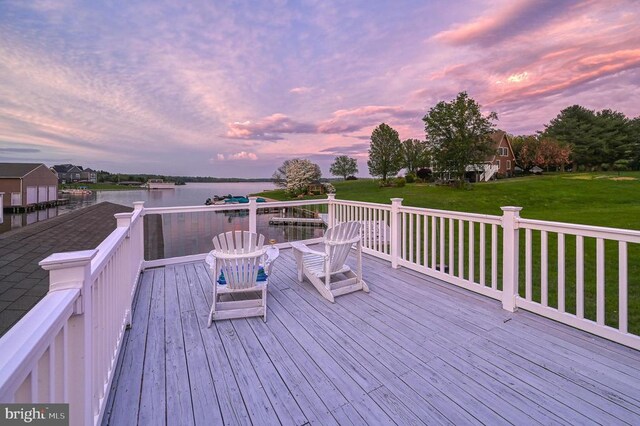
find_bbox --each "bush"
[395,177,406,187]
[600,163,610,171]
[405,173,415,183]
[416,168,432,180]
[345,175,358,180]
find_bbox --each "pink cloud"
[228,151,258,160]
[433,0,583,47]
[226,106,421,140]
[289,86,313,94]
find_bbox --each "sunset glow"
[0,0,638,177]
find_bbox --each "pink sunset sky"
[0,0,639,177]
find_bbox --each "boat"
[205,195,267,205]
[146,179,175,190]
[60,187,92,195]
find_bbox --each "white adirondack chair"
[206,231,274,326]
[291,221,369,303]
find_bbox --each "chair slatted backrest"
[212,231,266,290]
[324,222,361,273]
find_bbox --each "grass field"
[259,172,640,334]
[60,183,142,191]
[260,172,640,229]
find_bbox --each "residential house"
[468,131,516,181]
[80,168,97,183]
[0,163,58,209]
[51,164,84,184]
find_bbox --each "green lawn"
[260,172,640,334]
[60,183,143,191]
[261,172,640,229]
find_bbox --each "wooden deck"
[103,248,640,425]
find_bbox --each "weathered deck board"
[104,249,640,425]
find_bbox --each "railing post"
[390,198,403,269]
[327,194,336,228]
[40,249,98,426]
[0,192,4,225]
[248,197,257,234]
[501,206,522,312]
[132,201,145,267]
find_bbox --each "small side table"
[264,246,280,276]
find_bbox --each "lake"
[1,182,326,259]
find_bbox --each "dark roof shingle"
[0,163,45,178]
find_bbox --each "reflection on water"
[145,209,326,261]
[2,182,327,260]
[0,208,61,234]
[0,182,276,235]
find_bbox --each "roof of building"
[52,164,83,173]
[484,130,514,162]
[0,163,47,178]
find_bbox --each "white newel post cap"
[39,249,97,293]
[391,198,403,204]
[500,206,523,213]
[114,211,134,227]
[133,201,145,210]
[248,196,258,202]
[327,193,336,200]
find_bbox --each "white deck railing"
[0,194,639,425]
[0,202,144,426]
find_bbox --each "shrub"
[416,168,432,180]
[405,173,416,183]
[345,175,358,180]
[395,177,406,187]
[600,163,610,171]
[323,183,336,194]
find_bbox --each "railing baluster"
[541,230,548,306]
[49,339,56,402]
[448,218,454,275]
[409,214,414,263]
[480,223,486,286]
[468,221,475,283]
[597,238,605,326]
[619,241,628,334]
[576,235,584,319]
[458,220,464,278]
[525,229,532,300]
[384,209,390,255]
[558,233,565,313]
[423,215,428,268]
[416,213,422,266]
[491,224,497,290]
[401,212,407,260]
[439,217,445,272]
[431,216,436,269]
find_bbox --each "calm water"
[1,182,326,259]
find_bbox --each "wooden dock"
[269,216,325,226]
[2,198,69,213]
[103,249,640,425]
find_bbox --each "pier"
[0,202,131,336]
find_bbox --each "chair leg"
[263,286,268,322]
[293,249,304,282]
[208,287,217,328]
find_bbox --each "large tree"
[330,155,358,179]
[512,134,571,171]
[543,105,634,169]
[423,92,497,184]
[283,159,322,196]
[401,139,429,174]
[273,158,320,187]
[367,123,404,182]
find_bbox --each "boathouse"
[0,163,58,210]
